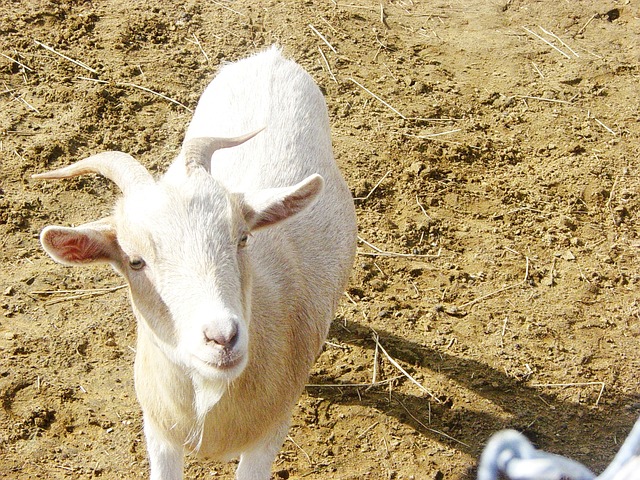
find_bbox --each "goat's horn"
[183,128,264,173]
[32,151,154,193]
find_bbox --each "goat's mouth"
[192,351,245,372]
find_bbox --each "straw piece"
[358,236,442,259]
[34,40,98,74]
[373,332,442,403]
[212,0,246,16]
[189,33,210,64]
[309,24,337,53]
[576,14,597,36]
[516,95,573,105]
[117,82,193,112]
[411,128,461,138]
[592,116,617,135]
[538,26,579,58]
[348,77,406,119]
[531,381,605,406]
[318,47,337,84]
[0,52,33,72]
[354,170,391,201]
[522,27,571,59]
[395,396,471,448]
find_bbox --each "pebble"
[541,275,555,287]
[408,161,425,175]
[413,81,428,94]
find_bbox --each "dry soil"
[1,1,639,479]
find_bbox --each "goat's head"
[34,131,324,383]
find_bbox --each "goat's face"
[125,171,262,380]
[115,173,252,381]
[35,139,324,383]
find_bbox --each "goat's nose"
[203,322,238,348]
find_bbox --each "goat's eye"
[237,233,249,249]
[129,257,146,270]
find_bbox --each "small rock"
[562,250,576,261]
[4,332,16,340]
[560,77,582,86]
[541,274,555,287]
[559,215,576,231]
[3,286,15,296]
[369,279,386,291]
[613,206,628,226]
[493,95,514,109]
[408,161,425,175]
[604,8,620,22]
[413,81,428,94]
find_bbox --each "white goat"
[34,47,357,480]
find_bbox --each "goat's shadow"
[304,318,639,476]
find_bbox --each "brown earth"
[1,1,639,479]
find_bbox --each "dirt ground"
[1,0,639,478]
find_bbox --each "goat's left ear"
[40,217,120,266]
[240,174,324,231]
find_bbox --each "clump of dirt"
[1,1,639,479]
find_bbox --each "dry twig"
[409,128,461,138]
[0,52,33,72]
[34,285,127,306]
[538,26,579,57]
[309,24,337,53]
[531,381,605,406]
[35,40,98,74]
[348,77,407,119]
[373,332,442,403]
[456,252,529,310]
[576,14,597,36]
[286,435,313,466]
[306,375,402,389]
[357,236,441,259]
[116,82,193,112]
[521,27,571,59]
[395,396,470,448]
[188,33,210,64]
[317,47,337,84]
[354,170,391,201]
[516,95,573,105]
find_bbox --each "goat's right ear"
[241,174,324,231]
[40,218,119,266]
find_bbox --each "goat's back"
[184,46,356,307]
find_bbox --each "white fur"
[37,47,357,479]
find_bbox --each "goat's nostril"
[203,323,238,348]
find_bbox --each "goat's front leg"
[236,421,289,480]
[144,415,184,480]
